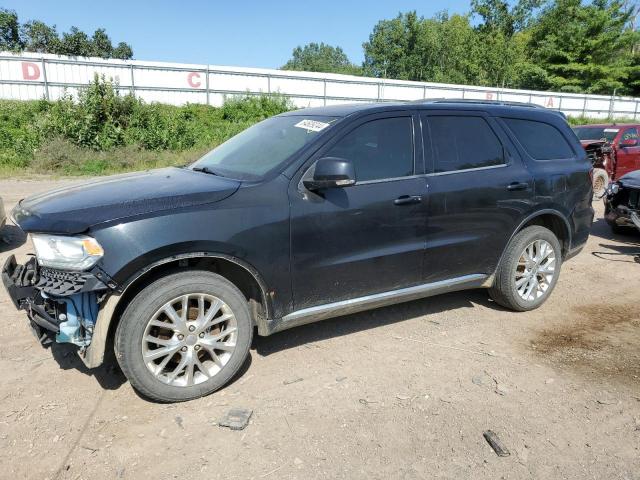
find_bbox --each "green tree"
[0,8,134,59]
[471,0,545,37]
[363,11,486,85]
[0,7,22,51]
[528,0,640,94]
[362,11,423,80]
[112,41,133,60]
[91,28,113,58]
[21,20,60,53]
[282,42,362,75]
[59,26,93,56]
[471,0,545,89]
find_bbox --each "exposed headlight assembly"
[606,182,620,196]
[31,234,104,271]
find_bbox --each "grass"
[0,76,294,177]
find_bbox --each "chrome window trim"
[355,174,423,185]
[425,163,508,177]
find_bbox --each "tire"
[592,168,609,198]
[489,226,562,312]
[115,271,253,402]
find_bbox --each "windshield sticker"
[604,128,620,133]
[294,119,331,132]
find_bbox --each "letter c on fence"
[22,62,41,80]
[187,72,201,88]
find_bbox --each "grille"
[628,189,640,210]
[37,268,90,296]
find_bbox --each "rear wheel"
[115,271,252,402]
[489,226,562,311]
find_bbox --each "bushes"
[222,93,294,122]
[0,75,296,175]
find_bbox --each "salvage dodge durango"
[2,100,594,402]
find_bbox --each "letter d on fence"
[22,62,41,80]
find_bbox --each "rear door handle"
[507,182,529,191]
[394,195,422,206]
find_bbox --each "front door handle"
[394,195,422,206]
[507,182,529,191]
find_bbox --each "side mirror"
[303,157,356,191]
[620,138,638,148]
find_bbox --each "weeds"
[1,75,295,175]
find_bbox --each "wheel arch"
[81,252,271,369]
[504,209,572,262]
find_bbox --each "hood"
[619,170,640,189]
[13,167,241,234]
[580,140,608,148]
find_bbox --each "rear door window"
[503,118,574,160]
[425,116,505,173]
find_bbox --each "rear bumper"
[566,203,594,259]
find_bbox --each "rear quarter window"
[503,118,574,160]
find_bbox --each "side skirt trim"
[260,273,488,336]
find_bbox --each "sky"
[3,0,472,68]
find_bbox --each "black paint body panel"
[11,102,594,323]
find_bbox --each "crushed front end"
[582,140,616,174]
[604,173,640,232]
[2,253,114,351]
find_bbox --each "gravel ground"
[0,178,639,480]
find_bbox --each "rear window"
[504,118,574,160]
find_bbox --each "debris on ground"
[218,408,253,431]
[174,416,184,428]
[283,377,303,385]
[483,430,511,457]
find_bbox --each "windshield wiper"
[192,166,220,176]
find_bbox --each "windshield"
[191,115,339,180]
[573,126,619,143]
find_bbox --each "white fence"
[0,51,638,119]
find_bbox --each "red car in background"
[573,123,640,196]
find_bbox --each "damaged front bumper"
[605,201,640,231]
[2,254,114,358]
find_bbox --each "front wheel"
[115,271,253,402]
[489,226,562,311]
[592,168,609,198]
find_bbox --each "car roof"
[574,123,640,128]
[279,100,564,119]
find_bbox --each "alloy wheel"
[514,239,557,302]
[141,293,237,387]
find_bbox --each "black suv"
[2,100,593,402]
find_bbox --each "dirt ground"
[0,177,639,480]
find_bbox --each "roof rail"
[410,98,546,109]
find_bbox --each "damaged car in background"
[604,170,640,234]
[2,100,593,402]
[573,124,640,196]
